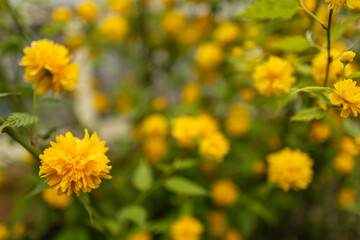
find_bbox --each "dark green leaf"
[290,107,326,121]
[24,182,48,199]
[0,112,38,132]
[164,176,208,196]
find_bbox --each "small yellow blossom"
[152,97,167,111]
[253,160,266,175]
[19,39,79,95]
[209,211,227,237]
[127,232,152,240]
[329,79,360,118]
[224,230,243,240]
[267,148,314,191]
[195,43,223,70]
[325,0,358,10]
[162,12,186,38]
[143,137,167,164]
[213,22,240,45]
[51,6,72,22]
[253,56,295,96]
[240,88,256,101]
[333,152,354,174]
[341,51,356,63]
[339,136,359,156]
[311,122,331,143]
[141,114,168,138]
[178,26,203,46]
[337,187,356,207]
[231,46,244,58]
[225,104,250,137]
[13,222,25,237]
[211,179,239,207]
[196,113,219,138]
[171,116,199,148]
[101,15,129,42]
[39,129,112,196]
[311,49,344,85]
[199,132,230,162]
[171,216,204,240]
[109,0,131,14]
[42,188,72,208]
[64,33,85,51]
[93,92,110,114]
[243,40,256,50]
[182,83,201,104]
[0,224,9,240]
[76,1,98,23]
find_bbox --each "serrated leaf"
[24,182,48,199]
[164,176,208,196]
[132,160,153,192]
[116,205,147,228]
[0,112,38,132]
[270,36,310,52]
[239,0,298,20]
[347,72,360,79]
[290,107,326,121]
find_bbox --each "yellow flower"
[325,0,356,10]
[253,56,295,96]
[333,152,354,174]
[93,92,110,114]
[224,230,243,240]
[231,46,244,58]
[141,114,168,138]
[243,40,256,50]
[152,96,167,111]
[339,136,359,156]
[178,26,203,46]
[143,137,168,164]
[209,211,227,237]
[225,104,250,137]
[13,222,25,237]
[64,33,85,51]
[171,116,199,147]
[337,187,356,207]
[213,22,241,45]
[162,12,186,38]
[253,160,266,175]
[109,0,131,14]
[42,188,72,208]
[116,93,133,113]
[127,232,152,240]
[39,129,112,196]
[211,179,239,207]
[19,39,79,95]
[240,88,256,101]
[347,0,360,8]
[311,49,343,85]
[162,0,176,7]
[341,51,356,63]
[100,15,129,42]
[51,6,72,22]
[267,148,314,191]
[171,216,203,240]
[76,1,98,23]
[182,83,201,104]
[199,132,230,162]
[196,113,219,138]
[195,43,223,70]
[0,224,9,240]
[311,122,331,143]
[329,79,360,118]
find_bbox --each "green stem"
[342,63,347,80]
[324,8,333,87]
[298,0,328,30]
[3,0,30,40]
[31,85,39,146]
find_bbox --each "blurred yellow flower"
[240,88,256,101]
[76,1,98,23]
[13,222,25,237]
[19,39,79,95]
[333,152,354,174]
[311,49,343,85]
[224,230,243,240]
[93,92,110,114]
[178,26,203,46]
[39,129,112,196]
[209,211,227,237]
[253,160,266,175]
[225,104,250,137]
[337,187,356,207]
[171,116,199,147]
[196,113,219,138]
[211,179,239,207]
[152,96,167,111]
[311,122,331,143]
[253,56,295,96]
[231,46,244,58]
[127,232,152,240]
[162,12,186,38]
[199,132,230,162]
[329,79,360,118]
[64,33,85,51]
[243,40,256,50]
[0,224,9,240]
[213,22,240,45]
[109,0,130,14]
[141,114,168,138]
[42,188,72,209]
[116,94,133,113]
[51,6,72,22]
[267,148,314,191]
[197,68,218,84]
[326,0,358,10]
[143,137,168,163]
[101,15,128,42]
[182,83,201,104]
[195,43,223,70]
[171,216,204,240]
[341,51,356,63]
[339,136,359,156]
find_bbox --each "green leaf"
[331,15,360,41]
[24,182,48,199]
[0,92,22,98]
[174,159,199,170]
[117,205,147,228]
[238,194,277,224]
[292,86,333,105]
[347,72,360,79]
[0,112,38,132]
[239,0,298,20]
[270,36,310,52]
[132,160,154,192]
[78,193,93,224]
[164,176,208,196]
[290,107,326,121]
[343,118,360,138]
